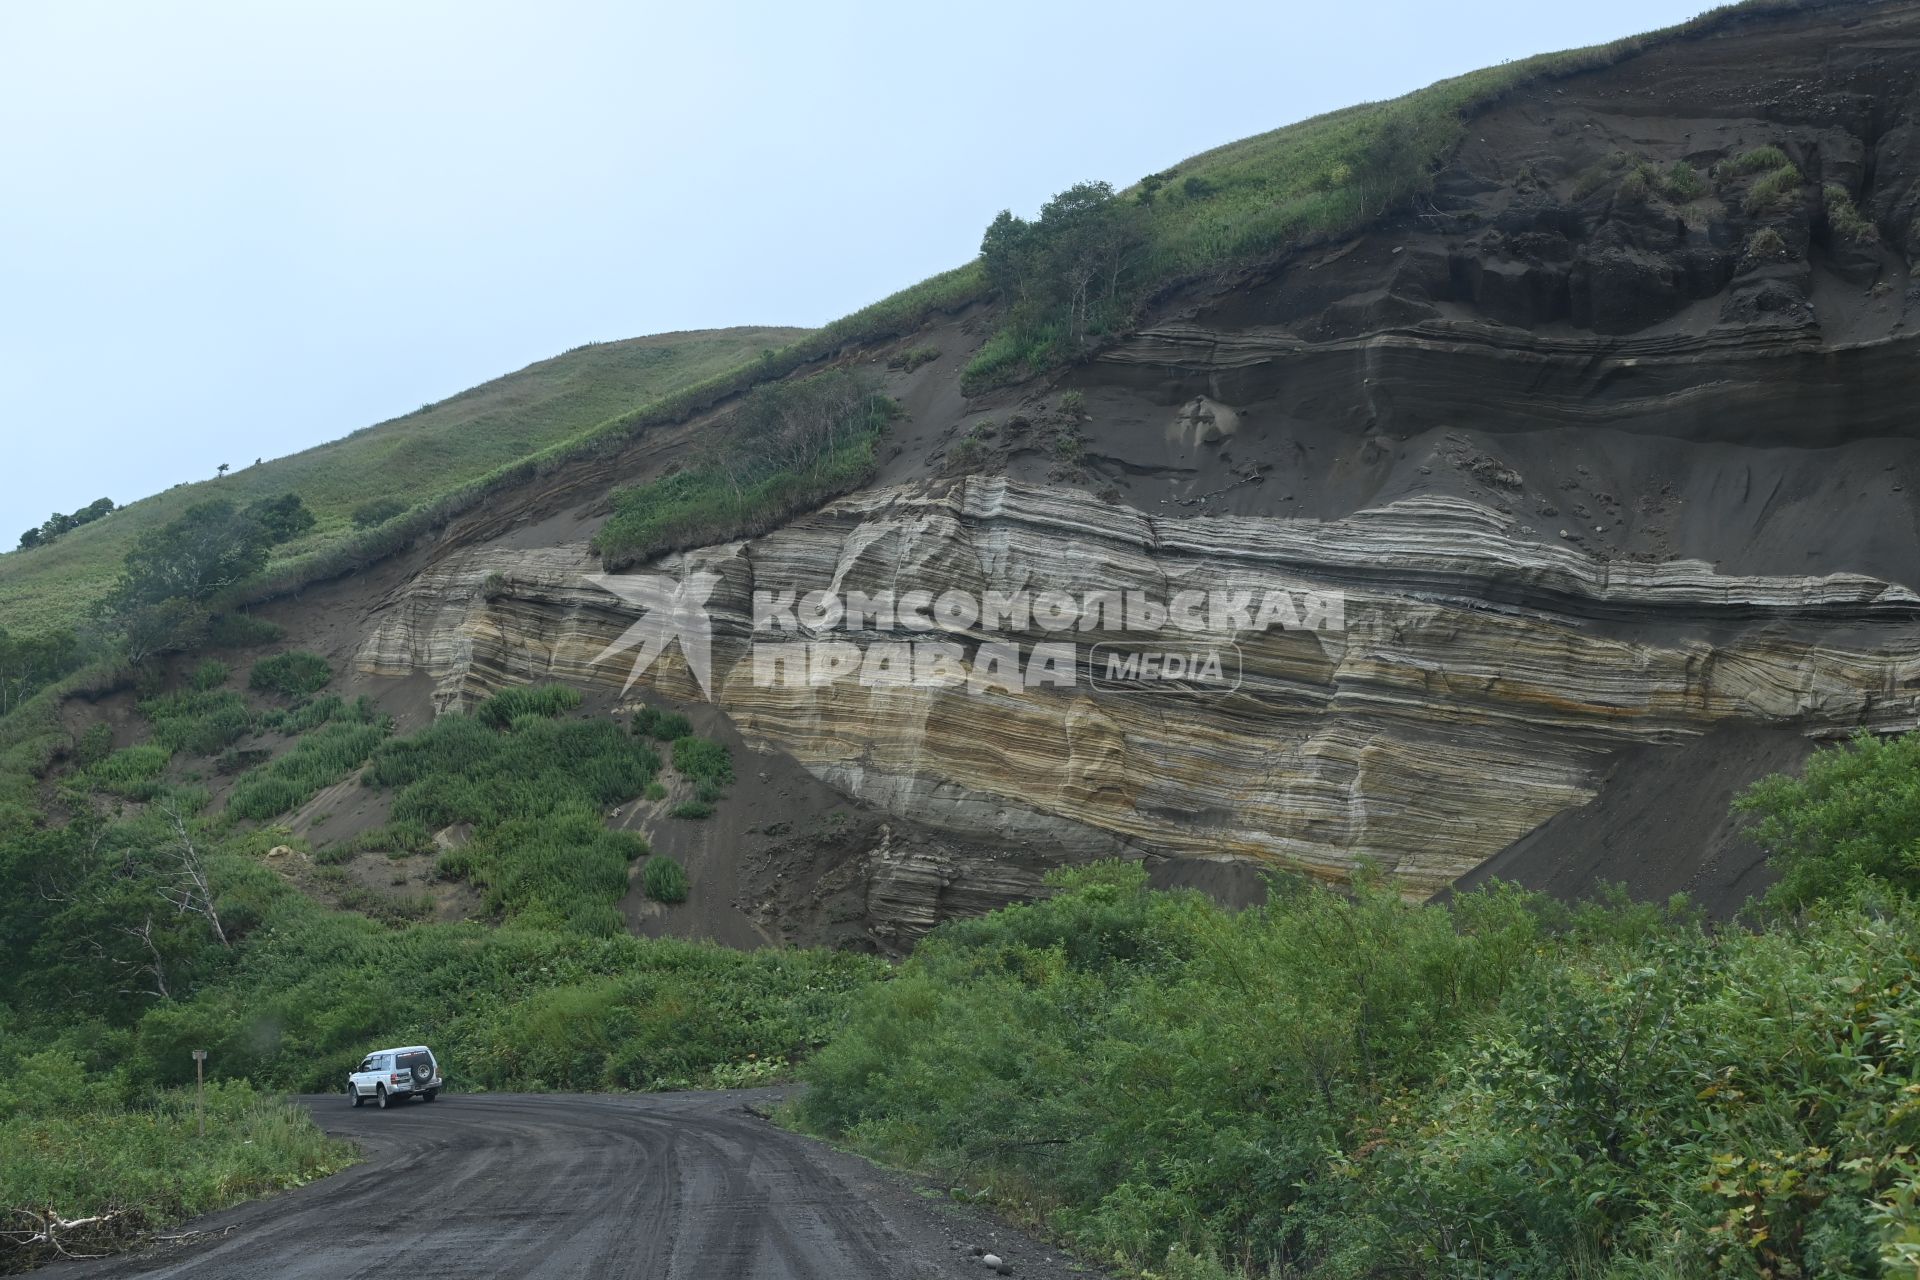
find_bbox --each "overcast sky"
[0,0,1707,541]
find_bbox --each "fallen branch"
[2,1204,146,1265]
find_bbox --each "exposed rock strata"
[358,477,1920,901]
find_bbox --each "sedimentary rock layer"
[358,477,1920,899]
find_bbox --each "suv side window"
[357,1056,375,1073]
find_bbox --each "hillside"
[11,2,1920,1274]
[8,0,1917,940]
[0,327,804,635]
[298,0,1919,940]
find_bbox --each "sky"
[0,0,1709,541]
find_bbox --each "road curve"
[51,1090,1102,1280]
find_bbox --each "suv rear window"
[396,1051,432,1071]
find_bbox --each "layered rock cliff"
[327,0,1920,943]
[357,475,1920,910]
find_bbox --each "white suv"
[347,1045,442,1108]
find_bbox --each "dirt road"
[50,1090,1101,1280]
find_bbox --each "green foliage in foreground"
[0,667,877,1264]
[0,1067,351,1272]
[795,863,1920,1278]
[1,843,883,1099]
[1737,730,1920,909]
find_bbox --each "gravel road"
[49,1090,1106,1280]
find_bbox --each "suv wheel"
[349,1084,362,1108]
[376,1085,391,1109]
[422,1090,437,1103]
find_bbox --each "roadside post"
[193,1049,207,1137]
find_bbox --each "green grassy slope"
[0,327,803,634]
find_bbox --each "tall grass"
[140,688,254,756]
[0,1070,353,1271]
[82,744,171,800]
[248,651,331,699]
[227,719,391,821]
[474,682,582,729]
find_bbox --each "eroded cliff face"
[335,1,1920,941]
[358,476,1920,906]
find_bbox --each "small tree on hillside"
[978,180,1146,348]
[241,492,316,543]
[99,495,316,662]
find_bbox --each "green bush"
[1746,226,1789,260]
[248,651,331,699]
[642,856,689,904]
[191,659,230,691]
[1662,160,1704,201]
[671,736,732,786]
[1571,151,1630,200]
[1333,899,1920,1277]
[351,497,409,528]
[214,747,271,776]
[669,799,713,820]
[1737,730,1920,907]
[260,692,378,736]
[794,863,1920,1277]
[1721,143,1791,178]
[632,705,692,741]
[886,345,941,372]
